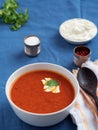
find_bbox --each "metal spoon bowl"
[77,67,98,110]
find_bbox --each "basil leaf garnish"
[46,79,59,87]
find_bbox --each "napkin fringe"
[80,89,98,122]
[74,101,90,130]
[73,69,98,119]
[70,105,90,130]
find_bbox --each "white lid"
[24,35,40,46]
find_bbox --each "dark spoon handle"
[93,95,98,111]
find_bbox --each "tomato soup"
[10,70,75,114]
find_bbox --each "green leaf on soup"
[46,79,59,87]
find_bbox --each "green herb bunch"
[0,0,29,30]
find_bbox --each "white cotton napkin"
[70,60,98,130]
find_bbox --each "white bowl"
[59,18,97,44]
[5,62,79,127]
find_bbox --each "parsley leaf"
[0,0,29,30]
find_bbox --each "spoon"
[77,67,98,110]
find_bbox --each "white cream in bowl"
[59,18,97,44]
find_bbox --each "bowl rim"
[5,62,80,116]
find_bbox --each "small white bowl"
[59,18,97,44]
[5,63,79,127]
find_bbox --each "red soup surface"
[10,70,75,114]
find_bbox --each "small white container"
[24,35,40,57]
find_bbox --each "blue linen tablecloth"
[0,0,98,130]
